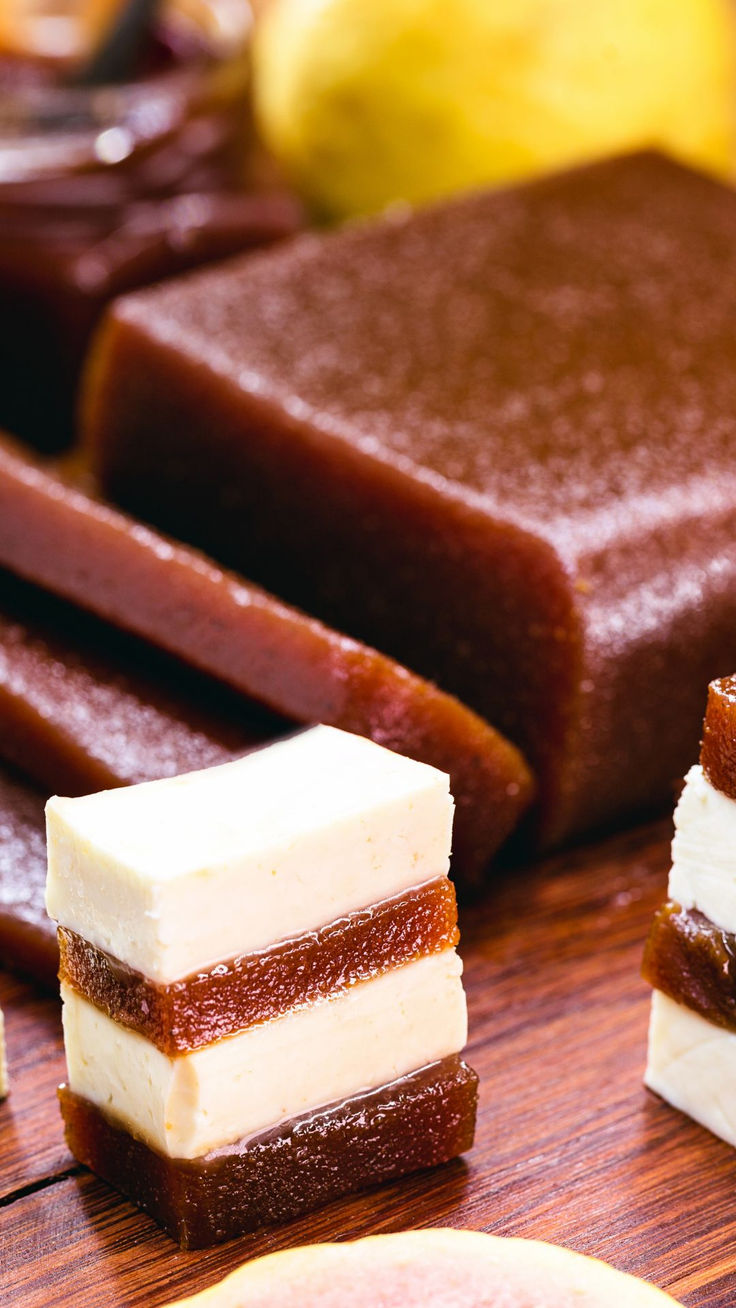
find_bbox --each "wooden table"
[2,818,734,1306]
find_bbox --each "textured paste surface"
[86,152,736,845]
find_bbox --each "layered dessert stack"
[644,676,736,1144]
[46,725,477,1247]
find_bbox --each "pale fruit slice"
[163,1229,682,1307]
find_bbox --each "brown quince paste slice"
[700,675,736,801]
[642,900,736,1032]
[0,569,278,796]
[0,434,533,885]
[59,878,458,1053]
[59,1057,478,1249]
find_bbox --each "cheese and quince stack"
[644,676,736,1144]
[46,725,477,1247]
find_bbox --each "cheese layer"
[61,948,467,1158]
[47,725,453,983]
[668,764,736,935]
[645,990,736,1148]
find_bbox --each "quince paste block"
[85,150,736,845]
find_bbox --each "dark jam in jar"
[0,1,300,449]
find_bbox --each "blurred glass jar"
[0,0,300,449]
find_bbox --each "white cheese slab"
[668,764,736,935]
[62,947,467,1158]
[0,1007,7,1100]
[47,725,453,983]
[645,990,736,1148]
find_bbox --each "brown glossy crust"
[0,433,534,886]
[82,152,736,848]
[58,878,459,1053]
[59,1056,478,1249]
[0,767,58,987]
[700,677,736,801]
[642,900,736,1031]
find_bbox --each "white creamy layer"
[61,948,467,1158]
[668,764,736,935]
[47,725,453,983]
[645,990,736,1148]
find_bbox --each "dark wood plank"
[3,819,735,1306]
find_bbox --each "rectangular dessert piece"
[644,677,736,1146]
[49,727,477,1243]
[0,433,532,884]
[83,150,736,846]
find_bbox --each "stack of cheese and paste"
[645,676,736,1144]
[46,725,477,1247]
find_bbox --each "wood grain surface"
[2,818,735,1307]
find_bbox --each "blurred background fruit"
[253,0,736,220]
[0,0,118,61]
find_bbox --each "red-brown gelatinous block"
[0,434,533,886]
[642,900,736,1032]
[700,677,736,801]
[83,151,736,847]
[0,569,279,797]
[59,1056,478,1249]
[0,767,57,986]
[59,878,459,1053]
